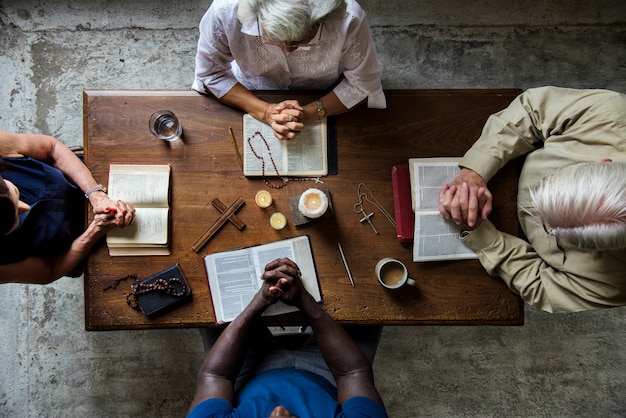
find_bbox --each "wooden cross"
[192,197,246,253]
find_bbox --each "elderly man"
[188,258,387,417]
[439,86,626,313]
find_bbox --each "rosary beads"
[125,277,187,310]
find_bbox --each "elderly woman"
[0,131,135,284]
[193,0,386,140]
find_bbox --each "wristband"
[84,184,107,199]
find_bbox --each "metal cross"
[354,192,379,234]
[357,207,378,234]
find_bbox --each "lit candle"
[298,188,328,218]
[270,212,287,230]
[255,190,273,208]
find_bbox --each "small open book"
[242,114,328,177]
[409,157,477,262]
[204,235,322,324]
[106,164,171,256]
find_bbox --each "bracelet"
[84,184,107,199]
[315,99,326,119]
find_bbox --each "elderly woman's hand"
[265,100,305,140]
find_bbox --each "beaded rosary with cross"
[125,276,187,310]
[246,131,323,189]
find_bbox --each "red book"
[391,164,414,243]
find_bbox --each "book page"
[284,121,326,175]
[250,240,300,318]
[107,164,170,207]
[258,236,321,317]
[106,207,169,245]
[205,236,321,323]
[206,250,260,323]
[409,157,477,262]
[243,116,286,176]
[106,164,171,255]
[409,158,460,211]
[242,114,327,177]
[413,211,478,261]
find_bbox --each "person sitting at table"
[0,131,135,284]
[192,0,386,140]
[188,257,387,418]
[438,86,626,313]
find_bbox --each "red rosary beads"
[246,131,287,189]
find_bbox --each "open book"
[204,235,322,324]
[242,114,328,177]
[106,164,171,256]
[409,157,477,262]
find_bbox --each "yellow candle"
[255,190,273,208]
[270,212,287,230]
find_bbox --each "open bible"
[409,157,478,262]
[204,235,322,324]
[242,114,328,177]
[106,164,171,256]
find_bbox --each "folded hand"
[92,199,135,229]
[259,258,305,306]
[265,101,305,141]
[439,168,492,229]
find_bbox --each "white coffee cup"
[375,258,415,289]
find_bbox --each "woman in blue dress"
[0,131,135,284]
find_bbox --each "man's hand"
[264,101,305,141]
[260,258,309,307]
[439,168,493,229]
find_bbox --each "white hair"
[530,161,626,250]
[238,0,346,42]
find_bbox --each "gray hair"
[238,0,346,42]
[530,161,626,251]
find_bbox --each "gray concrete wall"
[1,1,625,417]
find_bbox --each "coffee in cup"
[375,258,415,289]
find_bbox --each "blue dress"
[0,157,84,265]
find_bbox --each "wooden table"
[83,89,524,330]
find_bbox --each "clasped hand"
[91,196,136,230]
[438,168,493,229]
[265,100,305,141]
[259,258,307,306]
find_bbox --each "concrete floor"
[1,1,625,417]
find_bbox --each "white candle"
[255,190,273,208]
[298,188,328,218]
[270,212,287,230]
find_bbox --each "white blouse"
[192,0,386,109]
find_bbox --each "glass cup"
[149,110,183,142]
